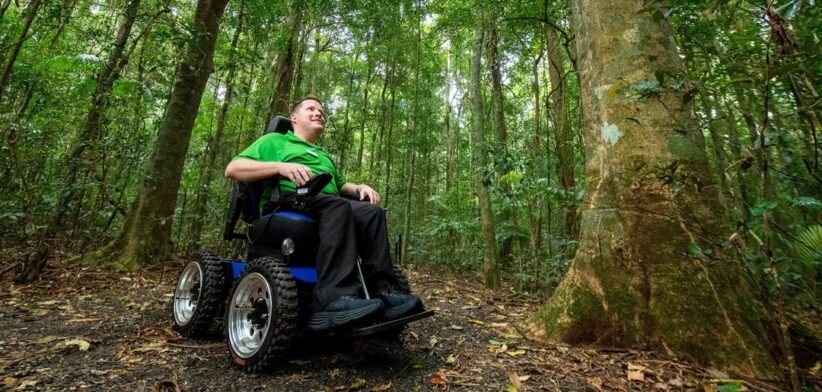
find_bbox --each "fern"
[794,225,822,267]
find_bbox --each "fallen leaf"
[32,336,63,344]
[449,325,464,330]
[65,318,102,323]
[64,339,91,351]
[508,371,522,389]
[586,376,603,392]
[469,319,485,325]
[627,363,646,382]
[430,373,448,385]
[284,373,311,383]
[37,300,59,306]
[705,368,729,378]
[519,375,531,382]
[15,379,37,390]
[429,336,438,348]
[505,349,526,357]
[349,378,366,389]
[809,361,821,376]
[370,382,391,391]
[445,354,457,364]
[410,356,424,369]
[3,377,16,387]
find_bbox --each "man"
[224,95,422,331]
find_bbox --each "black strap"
[262,177,282,215]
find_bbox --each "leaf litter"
[0,259,804,391]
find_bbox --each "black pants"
[278,194,396,311]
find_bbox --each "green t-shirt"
[233,131,346,205]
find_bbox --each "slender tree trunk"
[48,0,79,48]
[337,51,357,172]
[535,0,778,378]
[99,0,230,268]
[14,0,142,283]
[400,0,422,265]
[487,15,514,266]
[0,0,43,100]
[444,50,454,192]
[547,28,578,256]
[267,1,303,120]
[0,0,13,21]
[529,45,544,287]
[471,9,499,289]
[189,0,245,249]
[56,0,142,228]
[356,34,373,174]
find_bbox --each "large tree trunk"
[533,0,778,378]
[267,2,303,120]
[100,0,229,268]
[470,9,500,289]
[0,0,43,100]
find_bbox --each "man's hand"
[357,184,380,205]
[278,162,312,186]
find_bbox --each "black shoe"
[377,290,423,320]
[307,296,385,331]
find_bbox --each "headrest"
[266,115,293,134]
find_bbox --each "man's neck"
[293,128,320,145]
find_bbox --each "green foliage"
[794,225,822,267]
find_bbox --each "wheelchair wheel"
[226,257,298,373]
[172,250,225,338]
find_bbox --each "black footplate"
[349,310,435,337]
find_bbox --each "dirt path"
[0,261,786,391]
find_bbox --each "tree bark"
[534,0,778,378]
[471,8,499,289]
[267,2,303,121]
[0,0,43,101]
[100,0,230,268]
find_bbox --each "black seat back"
[224,114,291,241]
[266,115,293,134]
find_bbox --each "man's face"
[291,99,325,134]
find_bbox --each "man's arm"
[225,158,312,186]
[341,182,381,204]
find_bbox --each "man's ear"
[290,112,298,123]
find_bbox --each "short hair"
[290,95,323,114]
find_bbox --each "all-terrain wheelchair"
[170,115,433,373]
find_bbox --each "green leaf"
[689,242,708,260]
[791,196,822,211]
[716,381,745,392]
[750,201,778,217]
[794,225,822,267]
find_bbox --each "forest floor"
[0,256,810,391]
